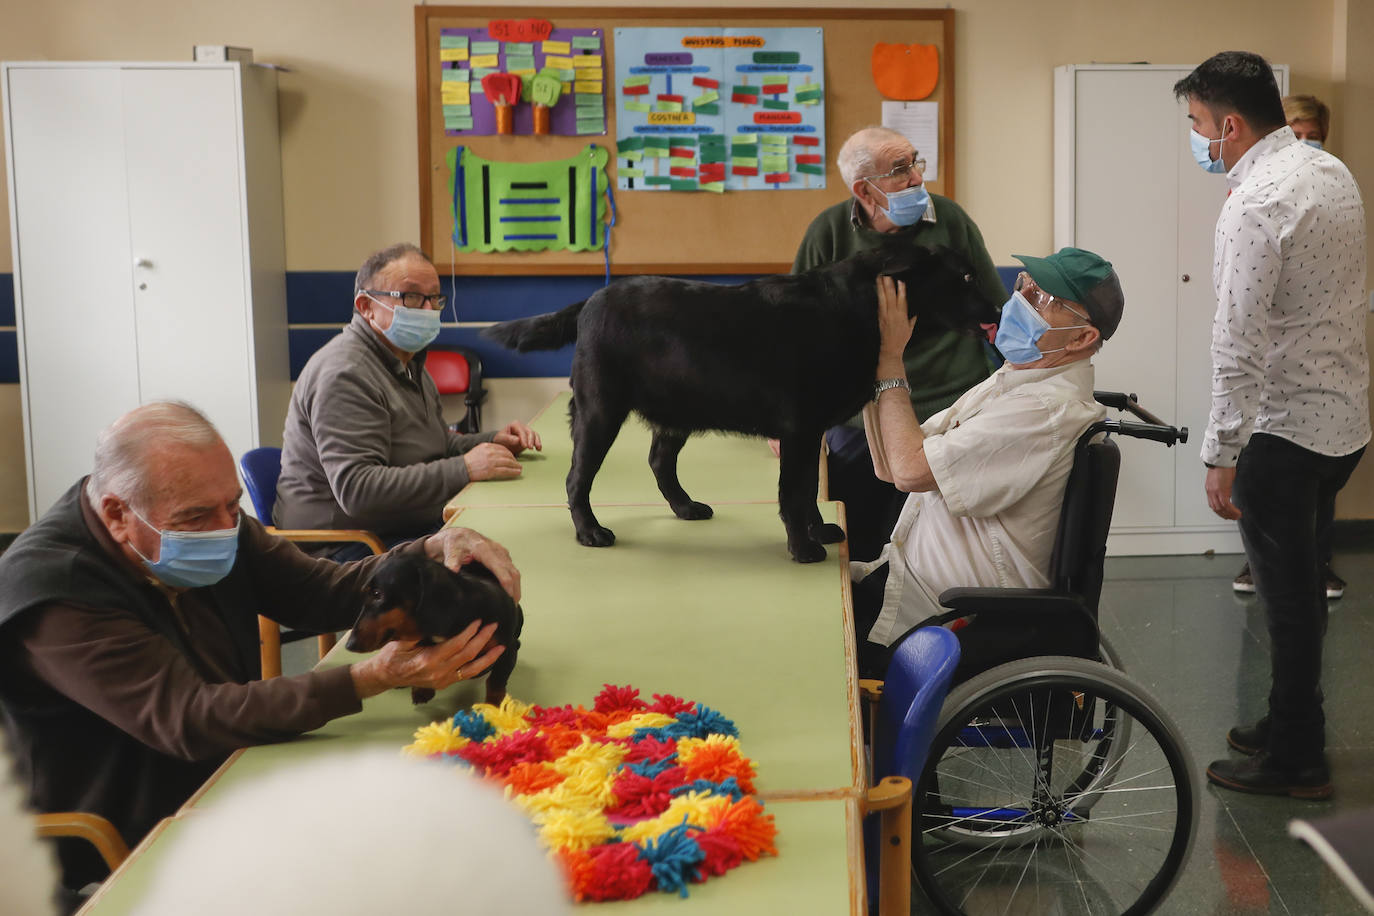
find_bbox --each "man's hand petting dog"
[422,527,521,601]
[349,619,504,700]
[463,442,523,482]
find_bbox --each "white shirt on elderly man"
[855,360,1104,648]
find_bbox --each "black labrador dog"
[482,243,999,562]
[345,554,523,706]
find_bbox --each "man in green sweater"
[793,126,1006,561]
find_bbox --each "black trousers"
[1232,433,1365,769]
[825,428,907,565]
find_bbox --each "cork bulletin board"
[415,6,954,275]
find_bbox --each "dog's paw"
[789,540,827,563]
[673,500,714,521]
[814,522,845,544]
[576,525,616,547]
[411,687,436,705]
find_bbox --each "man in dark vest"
[0,401,516,900]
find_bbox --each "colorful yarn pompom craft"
[404,684,778,902]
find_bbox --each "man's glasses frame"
[863,156,927,183]
[363,289,448,311]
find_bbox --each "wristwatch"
[873,377,911,401]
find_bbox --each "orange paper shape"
[871,43,940,100]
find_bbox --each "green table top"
[192,502,860,810]
[446,391,789,511]
[78,798,860,915]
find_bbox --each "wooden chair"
[425,346,487,433]
[238,447,385,678]
[34,811,130,872]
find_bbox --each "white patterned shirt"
[1202,125,1370,466]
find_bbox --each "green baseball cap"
[1013,247,1125,340]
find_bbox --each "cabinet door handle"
[1181,274,1190,282]
[134,258,153,269]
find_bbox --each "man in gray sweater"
[276,243,540,555]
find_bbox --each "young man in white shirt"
[1176,51,1369,800]
[851,247,1122,681]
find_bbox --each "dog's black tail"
[481,301,585,352]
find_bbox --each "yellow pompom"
[403,720,470,757]
[605,712,675,739]
[676,733,742,762]
[472,700,532,735]
[536,806,617,852]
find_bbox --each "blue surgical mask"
[1190,128,1228,174]
[994,289,1088,365]
[366,295,442,353]
[127,507,240,589]
[1301,138,1323,150]
[868,181,930,227]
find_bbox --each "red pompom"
[595,684,649,714]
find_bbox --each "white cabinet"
[3,62,290,521]
[1054,64,1286,556]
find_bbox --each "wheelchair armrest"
[937,587,1090,617]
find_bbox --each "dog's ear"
[876,243,938,279]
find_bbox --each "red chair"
[425,347,486,433]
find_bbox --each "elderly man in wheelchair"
[855,248,1197,915]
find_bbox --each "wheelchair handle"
[1089,391,1189,446]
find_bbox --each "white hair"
[85,402,222,509]
[135,750,571,915]
[836,126,915,187]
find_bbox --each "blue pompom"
[637,821,705,898]
[452,709,497,742]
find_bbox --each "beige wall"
[1,0,1372,529]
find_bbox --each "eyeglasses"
[1015,273,1089,323]
[363,289,448,311]
[863,156,927,183]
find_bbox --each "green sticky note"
[692,103,720,116]
[733,133,759,145]
[669,179,698,191]
[624,100,650,113]
[619,167,645,178]
[762,155,789,171]
[667,135,696,147]
[624,74,654,87]
[572,35,602,50]
[444,115,474,130]
[762,99,789,111]
[796,163,825,176]
[699,150,726,164]
[795,86,823,102]
[732,156,759,168]
[471,67,498,81]
[551,68,575,82]
[439,35,469,50]
[732,145,759,159]
[505,55,536,72]
[617,136,646,152]
[621,149,644,161]
[644,136,670,149]
[753,51,800,64]
[656,101,683,113]
[575,94,605,112]
[505,42,534,55]
[669,156,696,168]
[700,181,725,193]
[441,68,469,82]
[644,175,672,185]
[643,146,669,158]
[693,90,720,107]
[471,40,500,55]
[699,134,726,146]
[576,118,605,135]
[760,133,788,146]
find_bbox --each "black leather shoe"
[1227,717,1270,756]
[1206,752,1332,800]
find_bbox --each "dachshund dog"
[482,242,1000,562]
[345,553,523,706]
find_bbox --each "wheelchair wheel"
[912,656,1197,916]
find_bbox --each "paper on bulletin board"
[881,101,938,182]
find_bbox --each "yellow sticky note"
[578,68,604,82]
[574,80,603,95]
[545,55,574,70]
[470,54,500,69]
[542,40,572,55]
[573,55,603,69]
[439,48,469,62]
[441,84,471,104]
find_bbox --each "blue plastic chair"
[238,447,385,677]
[862,626,962,914]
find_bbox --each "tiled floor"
[934,548,1372,915]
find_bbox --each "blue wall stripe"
[0,268,1019,385]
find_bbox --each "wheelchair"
[868,392,1197,916]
